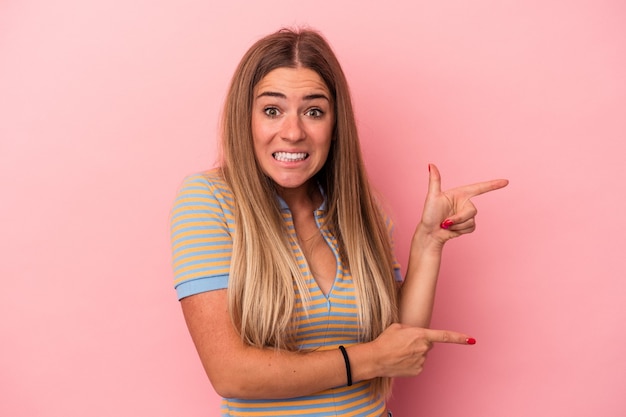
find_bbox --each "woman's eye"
[306,108,323,118]
[264,107,280,117]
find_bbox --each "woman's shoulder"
[180,168,231,194]
[182,167,225,185]
[175,168,235,209]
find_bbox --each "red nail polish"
[428,164,431,172]
[441,220,453,229]
[466,338,476,345]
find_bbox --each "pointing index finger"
[461,178,509,199]
[424,328,476,345]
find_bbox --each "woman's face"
[251,67,334,194]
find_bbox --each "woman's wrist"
[412,222,446,254]
[344,342,377,382]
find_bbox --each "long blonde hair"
[220,28,398,397]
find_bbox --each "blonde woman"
[170,28,507,417]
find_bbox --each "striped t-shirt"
[170,169,401,417]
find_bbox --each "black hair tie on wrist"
[338,345,353,386]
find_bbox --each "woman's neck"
[276,181,321,214]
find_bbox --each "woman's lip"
[273,151,309,162]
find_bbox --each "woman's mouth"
[273,152,309,162]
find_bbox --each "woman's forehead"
[254,67,330,99]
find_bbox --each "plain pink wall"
[1,1,624,416]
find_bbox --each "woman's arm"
[182,288,473,400]
[182,289,346,399]
[398,164,508,326]
[398,226,444,327]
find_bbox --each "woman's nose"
[280,113,305,141]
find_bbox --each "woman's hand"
[359,323,475,378]
[419,164,509,247]
[399,164,508,327]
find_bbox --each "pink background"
[1,1,625,416]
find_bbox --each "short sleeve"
[170,172,235,299]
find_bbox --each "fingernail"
[428,164,431,172]
[466,338,476,345]
[441,220,454,229]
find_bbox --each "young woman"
[170,28,508,417]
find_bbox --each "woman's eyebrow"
[303,93,330,101]
[256,91,330,101]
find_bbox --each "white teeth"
[273,152,308,162]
